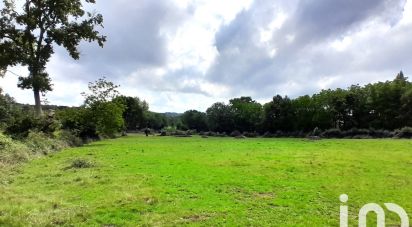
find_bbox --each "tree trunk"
[33,89,43,116]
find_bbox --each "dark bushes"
[244,132,259,138]
[321,128,343,138]
[230,130,242,137]
[395,127,412,138]
[5,114,59,139]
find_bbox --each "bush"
[24,131,68,155]
[206,131,217,137]
[311,127,321,136]
[216,132,228,137]
[321,128,343,138]
[0,133,30,166]
[352,135,373,139]
[68,159,94,169]
[262,131,274,138]
[230,130,242,137]
[171,130,186,136]
[159,131,167,136]
[56,130,83,147]
[244,131,259,138]
[394,127,412,139]
[57,107,98,139]
[342,128,370,138]
[5,114,60,139]
[369,129,393,138]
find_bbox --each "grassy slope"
[1,135,412,226]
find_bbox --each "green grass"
[1,135,412,226]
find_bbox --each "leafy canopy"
[0,0,106,95]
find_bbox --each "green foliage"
[0,90,18,128]
[0,0,106,114]
[55,130,84,147]
[114,96,149,131]
[206,102,235,133]
[394,127,412,139]
[263,95,295,132]
[229,97,263,132]
[79,78,126,137]
[320,128,343,138]
[0,130,70,166]
[146,112,168,130]
[93,101,125,138]
[57,107,98,139]
[0,132,29,166]
[5,113,60,139]
[68,159,94,169]
[181,110,208,132]
[24,131,68,155]
[82,77,120,107]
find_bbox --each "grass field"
[1,135,412,226]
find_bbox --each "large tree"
[114,96,149,131]
[229,96,262,132]
[0,0,106,115]
[181,110,208,132]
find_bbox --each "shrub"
[171,130,186,136]
[206,131,216,137]
[24,131,68,155]
[311,127,321,136]
[5,114,60,139]
[244,131,259,138]
[342,128,370,138]
[321,128,343,138]
[159,131,167,136]
[394,127,412,139]
[68,159,94,169]
[57,107,99,139]
[216,132,228,137]
[274,130,285,137]
[352,135,373,139]
[262,131,274,138]
[0,133,30,166]
[369,129,393,138]
[230,130,242,137]
[56,130,83,147]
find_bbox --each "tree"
[181,110,208,132]
[81,78,125,137]
[0,0,106,116]
[229,97,262,132]
[262,95,295,132]
[0,89,17,128]
[206,102,235,133]
[292,95,316,132]
[114,96,149,131]
[145,112,168,130]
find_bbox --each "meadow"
[1,135,412,226]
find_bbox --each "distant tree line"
[1,72,412,141]
[178,72,412,137]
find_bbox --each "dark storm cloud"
[206,0,408,99]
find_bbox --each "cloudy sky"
[1,0,411,112]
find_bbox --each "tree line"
[1,72,412,143]
[179,72,412,137]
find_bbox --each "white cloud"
[2,0,411,113]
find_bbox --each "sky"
[1,0,412,112]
